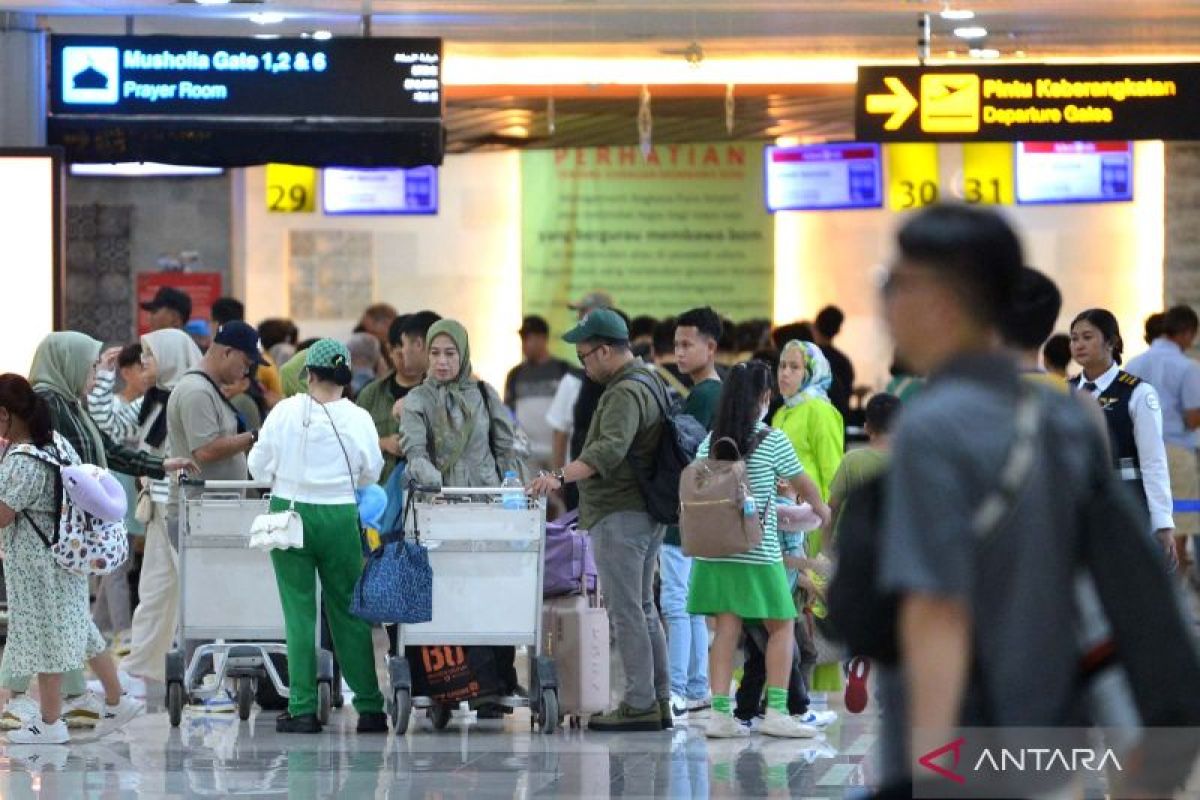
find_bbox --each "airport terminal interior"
[4,1,1200,798]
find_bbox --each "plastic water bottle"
[501,471,525,510]
[743,496,757,517]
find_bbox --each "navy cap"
[213,321,264,364]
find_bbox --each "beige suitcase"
[542,589,611,725]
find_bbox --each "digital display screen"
[323,166,438,215]
[1015,141,1134,204]
[765,143,883,211]
[49,35,441,120]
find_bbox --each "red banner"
[136,272,223,336]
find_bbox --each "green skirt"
[687,559,796,621]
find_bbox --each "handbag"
[134,480,153,525]
[248,398,312,552]
[350,490,434,624]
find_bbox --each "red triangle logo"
[918,737,967,785]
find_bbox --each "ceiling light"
[954,26,988,39]
[940,7,976,21]
[253,33,281,39]
[970,48,1001,59]
[194,0,232,5]
[312,30,333,40]
[249,11,285,24]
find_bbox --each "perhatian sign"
[857,63,1200,142]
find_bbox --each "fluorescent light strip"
[70,162,224,177]
[442,56,858,86]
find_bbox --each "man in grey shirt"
[167,321,261,519]
[875,206,1112,789]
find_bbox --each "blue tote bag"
[351,487,433,625]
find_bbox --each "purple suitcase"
[543,510,598,598]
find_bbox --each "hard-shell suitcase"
[541,587,610,724]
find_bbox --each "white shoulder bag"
[248,398,312,551]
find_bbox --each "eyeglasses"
[576,346,603,364]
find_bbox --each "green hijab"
[423,319,478,473]
[29,331,106,465]
[280,349,309,399]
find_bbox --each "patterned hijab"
[780,340,834,407]
[28,331,106,464]
[422,319,478,473]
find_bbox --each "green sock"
[767,686,788,715]
[713,694,733,716]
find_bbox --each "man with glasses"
[530,309,671,733]
[166,321,262,524]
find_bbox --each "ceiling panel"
[12,1,1200,59]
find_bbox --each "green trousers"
[269,498,384,717]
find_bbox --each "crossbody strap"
[971,385,1042,539]
[184,370,248,434]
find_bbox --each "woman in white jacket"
[248,339,386,734]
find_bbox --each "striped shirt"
[87,370,143,446]
[694,423,805,565]
[86,370,173,503]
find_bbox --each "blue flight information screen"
[765,143,883,212]
[1015,141,1134,204]
[49,35,442,120]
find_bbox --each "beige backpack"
[679,433,767,558]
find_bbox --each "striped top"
[695,423,805,565]
[86,370,171,504]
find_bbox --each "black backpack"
[828,385,1041,665]
[619,371,707,525]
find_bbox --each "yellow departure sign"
[857,63,1200,142]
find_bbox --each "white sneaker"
[63,692,104,727]
[795,709,838,728]
[0,695,40,730]
[738,715,762,733]
[705,713,748,739]
[669,693,689,722]
[687,696,713,714]
[9,717,70,745]
[95,696,144,737]
[759,708,818,739]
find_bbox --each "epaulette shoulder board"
[1119,372,1142,387]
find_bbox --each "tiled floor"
[0,701,883,799]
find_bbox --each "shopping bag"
[349,491,432,624]
[408,645,506,704]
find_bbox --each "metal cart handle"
[179,477,273,490]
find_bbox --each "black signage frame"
[856,63,1200,142]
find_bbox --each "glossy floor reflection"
[0,702,882,799]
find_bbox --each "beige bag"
[679,434,766,558]
[134,480,153,525]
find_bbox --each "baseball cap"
[567,291,614,312]
[562,308,630,344]
[305,338,351,370]
[184,319,211,338]
[519,315,550,337]
[141,287,193,322]
[212,321,264,364]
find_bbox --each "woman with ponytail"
[0,374,142,744]
[685,361,830,740]
[1069,309,1176,565]
[248,339,387,734]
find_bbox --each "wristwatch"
[552,468,567,485]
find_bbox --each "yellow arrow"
[866,77,918,131]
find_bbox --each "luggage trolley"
[165,478,337,727]
[387,487,560,734]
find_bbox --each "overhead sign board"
[323,166,438,215]
[48,35,444,167]
[1015,141,1133,205]
[857,63,1200,142]
[50,35,441,120]
[764,143,882,211]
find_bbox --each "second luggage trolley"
[388,487,560,734]
[166,478,338,726]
